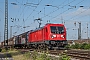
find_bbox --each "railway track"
[48,50,65,55]
[17,48,65,55]
[17,48,90,60]
[67,49,90,60]
[47,49,90,60]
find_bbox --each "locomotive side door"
[44,28,48,40]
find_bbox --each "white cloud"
[56,7,90,22]
[63,7,90,17]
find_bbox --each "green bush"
[1,48,7,53]
[80,43,88,49]
[70,43,80,49]
[65,44,70,49]
[68,43,90,50]
[84,44,90,49]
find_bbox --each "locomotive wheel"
[42,44,48,50]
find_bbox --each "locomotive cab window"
[58,27,64,34]
[50,26,57,34]
[50,26,64,34]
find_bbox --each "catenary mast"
[4,0,8,46]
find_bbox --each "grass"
[13,54,32,60]
[1,48,71,60]
[1,48,32,60]
[9,49,32,60]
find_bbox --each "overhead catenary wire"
[66,7,90,22]
[27,0,75,25]
[13,0,42,34]
[9,0,89,37]
[10,0,26,35]
[10,0,33,34]
[23,0,42,22]
[50,0,85,22]
[41,0,70,19]
[12,0,70,27]
[21,0,75,27]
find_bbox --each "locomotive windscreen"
[50,26,64,34]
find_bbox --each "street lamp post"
[10,26,13,38]
[87,23,89,39]
[74,21,81,40]
[0,32,1,42]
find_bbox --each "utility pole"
[87,23,89,39]
[78,22,81,40]
[10,26,13,38]
[4,0,8,46]
[0,32,1,42]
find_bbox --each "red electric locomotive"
[28,23,67,49]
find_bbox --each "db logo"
[57,35,60,37]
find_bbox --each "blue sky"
[0,0,90,42]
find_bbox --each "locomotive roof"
[45,23,64,26]
[31,27,44,32]
[31,23,64,32]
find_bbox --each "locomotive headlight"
[51,35,56,38]
[53,35,56,37]
[51,36,54,38]
[61,35,64,38]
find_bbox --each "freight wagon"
[14,31,29,48]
